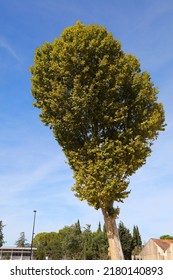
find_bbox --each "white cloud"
[0,36,20,61]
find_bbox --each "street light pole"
[30,210,37,260]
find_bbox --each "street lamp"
[30,210,37,260]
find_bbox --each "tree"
[90,230,109,260]
[15,232,30,247]
[97,222,102,233]
[160,235,173,240]
[132,225,142,248]
[118,221,133,259]
[0,221,5,247]
[30,21,165,259]
[82,225,93,259]
[75,219,82,234]
[132,225,142,258]
[58,224,83,259]
[33,221,108,260]
[33,232,62,260]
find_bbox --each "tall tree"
[15,232,30,247]
[132,225,142,258]
[97,222,102,233]
[118,221,133,259]
[0,221,5,247]
[132,225,142,248]
[82,225,93,259]
[91,230,109,260]
[75,220,82,234]
[58,224,83,259]
[30,21,165,259]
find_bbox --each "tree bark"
[102,208,124,260]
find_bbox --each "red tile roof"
[151,238,173,252]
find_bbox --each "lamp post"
[30,210,37,260]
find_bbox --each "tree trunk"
[102,208,124,260]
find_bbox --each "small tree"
[0,221,5,247]
[15,232,30,247]
[30,21,165,259]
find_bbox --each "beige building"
[140,238,173,260]
[0,247,37,260]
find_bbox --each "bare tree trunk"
[102,208,124,260]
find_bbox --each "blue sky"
[0,0,173,246]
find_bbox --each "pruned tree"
[30,21,165,259]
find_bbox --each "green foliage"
[0,221,5,247]
[118,222,143,259]
[76,219,82,234]
[30,21,165,215]
[132,225,142,257]
[97,222,102,233]
[33,232,62,260]
[33,221,108,260]
[132,225,142,248]
[160,235,173,240]
[87,230,108,260]
[118,221,133,260]
[33,220,142,260]
[58,224,83,259]
[15,232,30,247]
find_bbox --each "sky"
[0,0,173,246]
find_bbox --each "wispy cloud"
[0,36,20,61]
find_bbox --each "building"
[140,238,173,260]
[0,247,37,260]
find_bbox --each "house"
[140,238,173,260]
[0,246,37,260]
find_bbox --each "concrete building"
[0,247,37,260]
[140,238,173,260]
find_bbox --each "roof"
[151,238,173,252]
[0,246,37,251]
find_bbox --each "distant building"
[140,238,173,260]
[0,247,37,260]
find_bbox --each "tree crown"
[30,21,165,214]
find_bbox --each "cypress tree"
[132,225,142,248]
[75,220,82,234]
[97,222,102,233]
[132,225,142,258]
[118,221,133,260]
